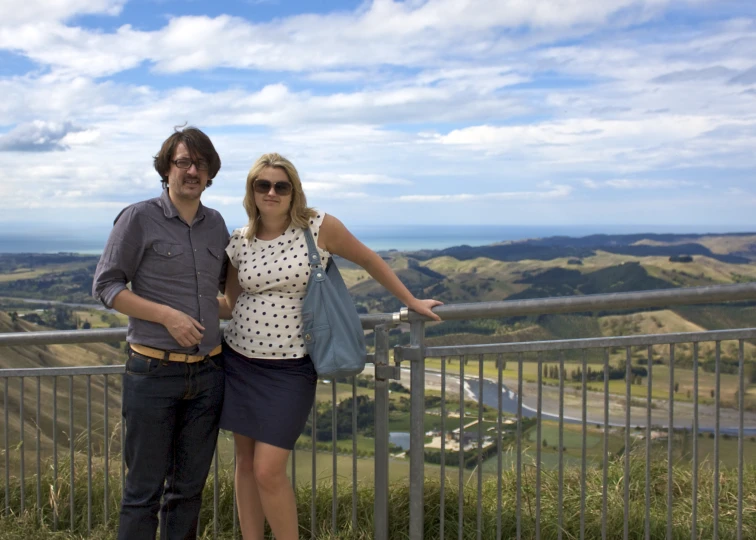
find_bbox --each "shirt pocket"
[151,243,188,274]
[153,242,185,258]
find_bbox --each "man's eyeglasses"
[254,180,293,196]
[172,158,209,171]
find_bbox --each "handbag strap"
[303,227,323,271]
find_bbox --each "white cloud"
[0,0,709,78]
[434,115,756,171]
[582,179,700,189]
[0,0,124,25]
[396,184,572,203]
[307,173,411,186]
[0,120,85,152]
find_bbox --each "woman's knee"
[253,458,287,492]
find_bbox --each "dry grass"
[1,448,754,539]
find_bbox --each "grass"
[1,448,755,539]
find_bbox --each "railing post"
[373,325,390,540]
[408,320,426,540]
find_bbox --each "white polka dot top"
[224,212,330,359]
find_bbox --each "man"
[93,126,229,539]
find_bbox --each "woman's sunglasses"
[253,179,293,196]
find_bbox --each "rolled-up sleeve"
[92,208,144,308]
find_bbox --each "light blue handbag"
[301,228,367,379]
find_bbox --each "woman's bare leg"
[233,434,265,540]
[253,441,298,540]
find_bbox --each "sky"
[1,0,755,237]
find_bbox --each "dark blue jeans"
[118,348,224,540]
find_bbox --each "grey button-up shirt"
[93,189,230,355]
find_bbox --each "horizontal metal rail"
[3,284,755,348]
[0,354,378,378]
[426,328,756,357]
[0,318,398,348]
[405,282,756,322]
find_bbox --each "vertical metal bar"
[580,350,587,540]
[516,353,523,540]
[373,326,390,540]
[558,352,565,540]
[497,354,503,540]
[714,341,720,540]
[311,393,317,539]
[692,342,699,540]
[69,375,75,532]
[104,374,109,525]
[536,351,543,540]
[351,375,357,532]
[36,377,41,522]
[602,348,609,540]
[20,377,25,515]
[624,348,631,540]
[4,377,9,518]
[409,319,426,540]
[667,344,674,540]
[458,355,465,540]
[645,346,652,540]
[233,441,238,539]
[440,356,446,540]
[53,376,58,530]
[87,375,92,536]
[213,449,219,539]
[737,340,744,540]
[331,380,337,534]
[291,446,297,490]
[476,354,483,540]
[120,374,125,507]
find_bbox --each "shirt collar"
[159,188,206,222]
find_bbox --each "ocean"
[0,224,749,254]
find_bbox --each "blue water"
[0,224,748,254]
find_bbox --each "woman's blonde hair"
[243,153,317,240]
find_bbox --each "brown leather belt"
[130,343,222,364]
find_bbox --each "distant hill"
[507,262,674,300]
[407,232,755,264]
[0,253,99,304]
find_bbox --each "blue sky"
[0,0,755,234]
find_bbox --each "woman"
[218,153,442,540]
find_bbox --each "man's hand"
[162,308,205,348]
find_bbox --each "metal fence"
[1,282,756,539]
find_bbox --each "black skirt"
[219,344,317,450]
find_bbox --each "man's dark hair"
[154,126,221,188]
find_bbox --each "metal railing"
[1,282,756,539]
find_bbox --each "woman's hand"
[407,298,444,321]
